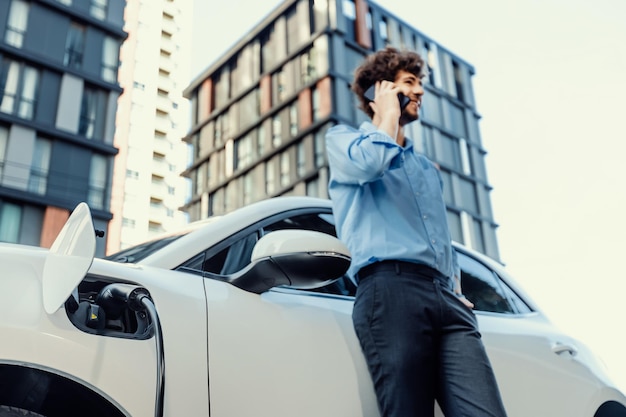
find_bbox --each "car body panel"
[204,282,378,416]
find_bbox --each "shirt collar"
[359,121,414,151]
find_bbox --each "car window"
[457,251,518,314]
[203,232,260,275]
[179,210,337,275]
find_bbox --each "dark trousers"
[352,261,508,417]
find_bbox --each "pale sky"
[190,0,626,391]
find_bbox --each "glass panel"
[458,177,478,213]
[296,140,306,177]
[457,252,517,314]
[265,157,276,195]
[5,0,30,48]
[311,0,329,33]
[289,101,298,137]
[79,87,97,138]
[0,60,20,114]
[64,22,85,68]
[90,0,107,19]
[102,36,119,82]
[0,126,7,181]
[89,154,107,209]
[422,89,442,126]
[447,210,462,244]
[444,101,467,138]
[17,65,38,120]
[0,202,21,243]
[28,137,50,195]
[433,133,460,170]
[280,151,290,186]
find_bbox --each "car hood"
[42,202,96,314]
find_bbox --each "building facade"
[106,0,191,254]
[0,0,126,256]
[183,0,500,260]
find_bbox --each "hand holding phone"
[364,84,410,111]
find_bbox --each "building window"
[289,102,298,137]
[28,137,50,195]
[280,152,290,187]
[379,17,389,44]
[272,68,287,104]
[88,154,107,209]
[342,0,356,41]
[79,86,106,139]
[90,0,107,20]
[312,86,320,122]
[300,49,317,86]
[459,138,472,176]
[64,22,85,69]
[265,158,276,195]
[242,173,252,205]
[271,114,281,147]
[445,101,467,138]
[5,0,29,48]
[313,129,325,168]
[101,36,119,82]
[286,3,310,55]
[296,141,306,177]
[452,61,465,102]
[234,134,253,171]
[0,202,22,243]
[311,0,329,32]
[0,126,8,182]
[256,123,266,157]
[0,58,39,120]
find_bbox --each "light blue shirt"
[325,121,458,284]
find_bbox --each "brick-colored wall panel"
[298,88,312,129]
[317,77,333,119]
[260,75,272,114]
[355,0,372,50]
[40,206,70,248]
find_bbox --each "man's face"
[394,70,424,126]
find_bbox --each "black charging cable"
[96,284,164,417]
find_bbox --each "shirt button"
[431,239,436,244]
[423,215,427,219]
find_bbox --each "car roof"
[136,196,333,269]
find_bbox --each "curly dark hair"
[352,46,426,119]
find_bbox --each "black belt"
[357,260,445,281]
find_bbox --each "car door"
[180,208,374,416]
[458,251,606,417]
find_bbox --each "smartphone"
[364,84,410,110]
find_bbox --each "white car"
[1,196,625,417]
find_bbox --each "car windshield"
[103,233,188,263]
[103,216,222,263]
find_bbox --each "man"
[325,46,507,417]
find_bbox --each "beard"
[399,107,419,126]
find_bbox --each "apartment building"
[106,0,192,253]
[183,0,500,259]
[0,0,126,256]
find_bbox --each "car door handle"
[552,342,578,356]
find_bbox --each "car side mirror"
[226,230,351,294]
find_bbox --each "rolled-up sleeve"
[325,123,403,185]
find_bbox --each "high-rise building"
[183,0,500,260]
[0,0,126,256]
[106,0,192,254]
